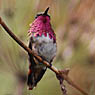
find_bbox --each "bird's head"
[35,7,50,23]
[28,7,56,42]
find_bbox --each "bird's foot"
[48,63,52,68]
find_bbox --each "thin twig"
[0,17,88,95]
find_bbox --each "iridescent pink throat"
[28,16,56,42]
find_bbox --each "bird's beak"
[43,7,49,15]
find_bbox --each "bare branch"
[0,17,88,95]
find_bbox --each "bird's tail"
[27,64,47,90]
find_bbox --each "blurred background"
[0,0,95,95]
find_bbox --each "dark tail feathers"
[27,67,47,90]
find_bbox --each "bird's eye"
[35,14,42,19]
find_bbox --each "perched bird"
[27,7,57,90]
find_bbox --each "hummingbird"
[27,7,57,90]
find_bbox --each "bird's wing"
[27,38,47,90]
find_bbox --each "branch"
[0,17,88,95]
